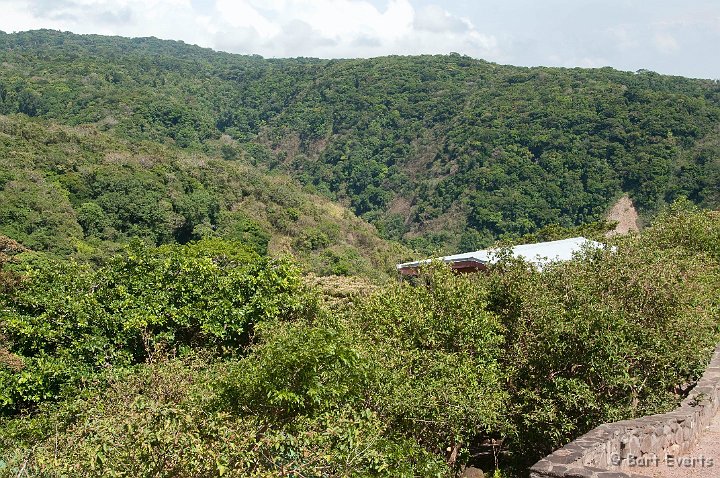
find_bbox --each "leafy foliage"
[0,29,719,477]
[0,235,26,294]
[0,356,449,477]
[2,206,718,476]
[0,239,317,415]
[0,30,718,250]
[486,210,720,460]
[0,114,401,278]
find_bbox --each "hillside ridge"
[0,29,718,254]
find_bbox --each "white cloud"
[0,0,499,60]
[606,25,640,51]
[414,4,470,34]
[215,0,279,38]
[0,0,716,78]
[653,32,680,53]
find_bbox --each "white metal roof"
[396,237,604,271]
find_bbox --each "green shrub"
[1,207,719,476]
[486,206,720,463]
[216,211,271,255]
[219,324,370,420]
[0,354,448,477]
[295,227,331,251]
[351,264,509,467]
[0,239,317,414]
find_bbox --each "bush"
[350,264,509,467]
[1,206,719,476]
[0,354,448,477]
[219,324,371,420]
[0,358,257,478]
[486,205,720,463]
[0,239,317,414]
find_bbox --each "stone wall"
[529,344,720,478]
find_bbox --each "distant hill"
[0,114,402,278]
[1,29,718,254]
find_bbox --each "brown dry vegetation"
[606,194,640,236]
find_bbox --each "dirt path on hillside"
[606,195,640,236]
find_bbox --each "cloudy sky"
[0,0,717,79]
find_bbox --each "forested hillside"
[0,113,401,278]
[1,29,720,478]
[1,29,718,252]
[2,202,719,477]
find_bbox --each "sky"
[0,0,718,79]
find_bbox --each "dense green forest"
[1,30,720,477]
[0,30,718,252]
[1,203,719,476]
[0,113,401,277]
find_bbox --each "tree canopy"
[0,30,719,477]
[0,30,718,252]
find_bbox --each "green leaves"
[0,208,719,476]
[3,30,719,251]
[219,324,369,418]
[0,239,316,415]
[0,112,399,278]
[352,264,509,461]
[484,206,720,462]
